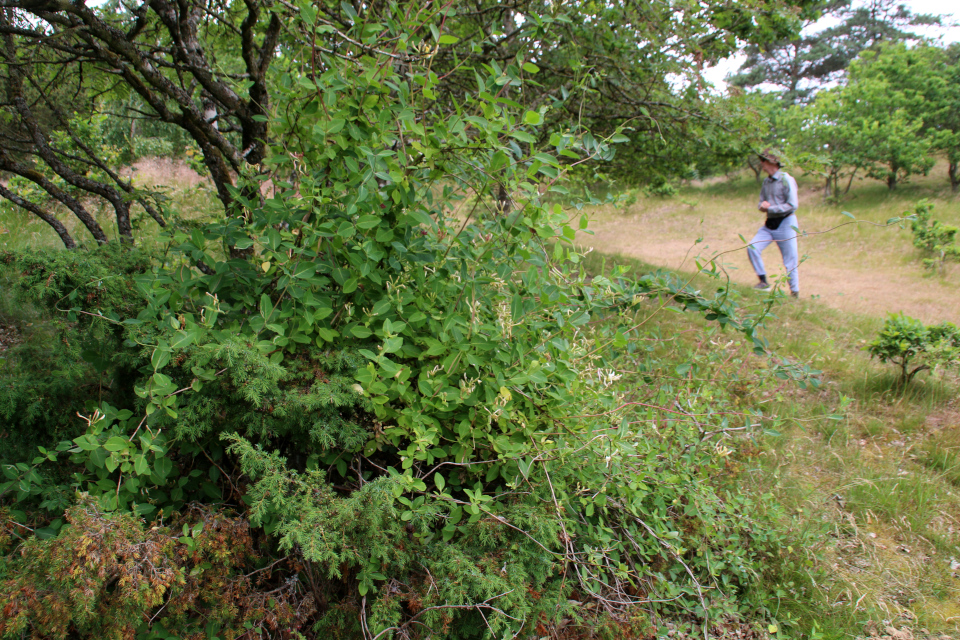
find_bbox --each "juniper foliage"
[0,3,812,638]
[0,246,151,460]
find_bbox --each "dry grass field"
[578,164,960,638]
[576,165,960,324]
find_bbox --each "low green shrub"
[0,8,806,638]
[867,313,960,386]
[643,179,678,198]
[908,199,960,273]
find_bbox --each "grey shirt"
[759,170,798,219]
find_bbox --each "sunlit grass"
[0,157,220,253]
[582,218,960,637]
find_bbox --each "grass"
[0,157,220,252]
[579,166,960,638]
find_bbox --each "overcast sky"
[702,0,960,89]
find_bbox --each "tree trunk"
[950,161,958,193]
[843,167,859,195]
[746,156,763,183]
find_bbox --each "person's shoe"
[790,290,799,298]
[753,281,771,291]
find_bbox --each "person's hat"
[758,148,785,167]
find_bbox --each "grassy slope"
[3,157,959,638]
[580,167,960,639]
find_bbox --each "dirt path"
[578,199,960,324]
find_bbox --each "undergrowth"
[583,248,960,639]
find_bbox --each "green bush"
[0,7,802,638]
[643,178,678,198]
[0,245,151,461]
[908,199,960,273]
[867,313,960,386]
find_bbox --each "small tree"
[868,314,960,386]
[908,200,960,273]
[838,47,936,190]
[783,89,863,200]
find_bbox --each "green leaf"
[103,437,129,452]
[382,336,403,353]
[351,325,373,338]
[356,215,381,229]
[151,347,171,371]
[523,111,542,125]
[153,456,173,481]
[170,329,202,350]
[522,62,540,74]
[342,277,359,294]
[518,457,533,479]
[337,221,356,238]
[316,327,339,343]
[134,455,150,476]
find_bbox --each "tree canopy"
[781,42,960,194]
[0,0,823,246]
[728,0,940,104]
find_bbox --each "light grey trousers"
[747,214,799,293]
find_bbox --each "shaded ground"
[0,320,20,352]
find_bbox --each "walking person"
[747,148,800,298]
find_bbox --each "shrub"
[643,178,678,198]
[0,245,152,461]
[867,313,960,386]
[0,496,314,639]
[908,199,960,273]
[0,7,803,638]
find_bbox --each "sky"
[702,0,960,90]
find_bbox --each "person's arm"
[765,174,798,215]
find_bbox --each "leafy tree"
[929,44,960,191]
[0,0,824,245]
[781,88,864,199]
[0,2,818,637]
[908,200,960,273]
[866,43,960,191]
[784,42,960,193]
[844,44,941,190]
[728,0,940,104]
[818,46,935,191]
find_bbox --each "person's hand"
[759,200,770,213]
